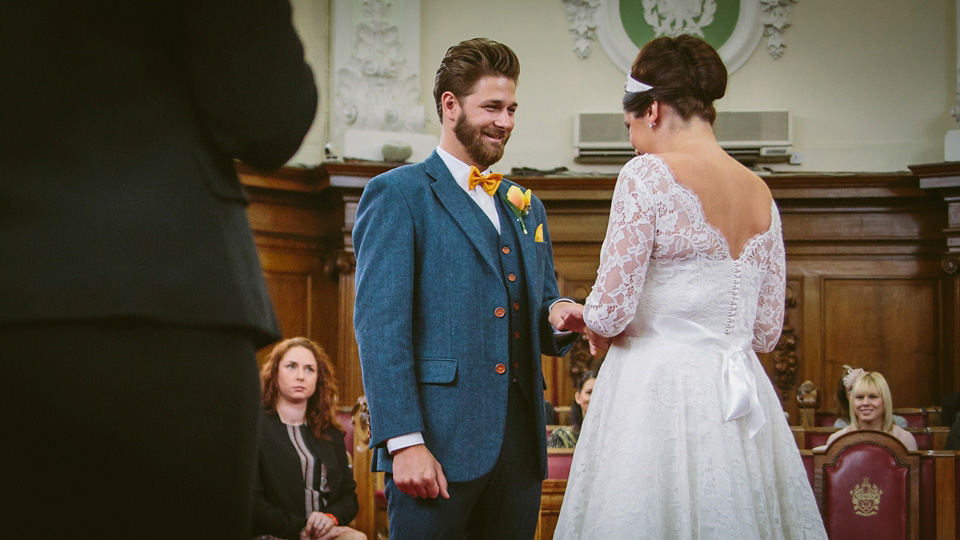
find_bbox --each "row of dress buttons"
[496,243,518,376]
[501,247,516,281]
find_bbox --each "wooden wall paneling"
[239,162,374,406]
[912,162,960,397]
[773,172,949,418]
[238,163,958,432]
[821,276,940,408]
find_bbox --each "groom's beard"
[454,111,510,169]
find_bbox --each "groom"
[353,38,582,539]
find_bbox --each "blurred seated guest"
[252,337,366,540]
[543,399,558,425]
[826,371,917,451]
[945,391,960,450]
[946,410,960,451]
[941,390,960,428]
[834,365,907,428]
[548,371,597,448]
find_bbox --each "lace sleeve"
[583,157,659,337]
[753,204,786,352]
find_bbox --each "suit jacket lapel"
[426,152,500,274]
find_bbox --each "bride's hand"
[584,327,611,354]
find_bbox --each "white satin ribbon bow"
[623,313,766,438]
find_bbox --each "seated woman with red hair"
[252,337,366,540]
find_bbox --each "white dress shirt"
[436,146,501,233]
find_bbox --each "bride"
[553,36,827,539]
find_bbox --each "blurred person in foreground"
[0,1,317,538]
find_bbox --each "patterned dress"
[554,155,827,539]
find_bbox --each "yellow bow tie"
[467,166,502,196]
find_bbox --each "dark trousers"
[0,320,261,540]
[385,381,543,540]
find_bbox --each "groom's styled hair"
[433,37,520,121]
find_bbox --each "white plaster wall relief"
[761,0,796,59]
[641,0,717,39]
[563,0,601,59]
[333,0,424,142]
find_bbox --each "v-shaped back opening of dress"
[649,153,776,261]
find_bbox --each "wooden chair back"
[814,430,919,540]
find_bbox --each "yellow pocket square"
[534,223,544,243]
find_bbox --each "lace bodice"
[583,154,786,351]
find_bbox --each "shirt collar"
[436,146,492,195]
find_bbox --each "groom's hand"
[550,301,586,333]
[392,444,450,499]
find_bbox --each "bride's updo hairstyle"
[623,35,727,125]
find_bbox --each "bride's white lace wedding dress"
[554,155,826,539]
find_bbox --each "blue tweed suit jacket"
[353,151,574,482]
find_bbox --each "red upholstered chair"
[908,429,932,451]
[814,430,919,540]
[804,427,840,449]
[546,448,575,479]
[815,411,841,427]
[918,454,936,540]
[536,449,575,540]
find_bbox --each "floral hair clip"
[841,365,866,390]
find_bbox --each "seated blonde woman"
[825,371,917,451]
[833,365,907,428]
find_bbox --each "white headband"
[624,75,653,93]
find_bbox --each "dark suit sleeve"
[323,432,359,526]
[353,174,425,448]
[177,0,317,170]
[533,197,578,357]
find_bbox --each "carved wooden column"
[912,161,960,395]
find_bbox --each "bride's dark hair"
[623,35,727,124]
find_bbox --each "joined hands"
[549,302,612,354]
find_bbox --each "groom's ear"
[440,91,461,125]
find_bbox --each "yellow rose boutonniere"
[503,185,533,234]
[534,223,544,243]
